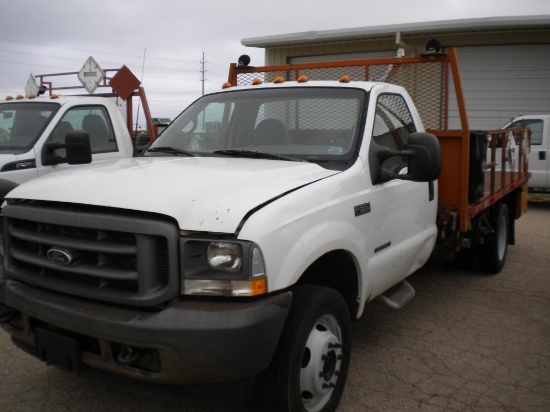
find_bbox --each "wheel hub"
[300,314,343,412]
[321,349,337,381]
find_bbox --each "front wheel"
[259,285,351,412]
[479,202,509,274]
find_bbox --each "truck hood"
[7,157,339,233]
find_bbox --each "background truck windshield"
[150,87,366,167]
[0,102,59,151]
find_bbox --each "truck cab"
[503,114,550,190]
[0,95,134,201]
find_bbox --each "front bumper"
[0,275,291,385]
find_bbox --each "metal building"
[242,16,550,130]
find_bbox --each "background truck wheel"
[479,203,509,274]
[259,285,351,412]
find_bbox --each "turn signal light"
[339,75,351,83]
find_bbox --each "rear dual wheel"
[479,202,509,274]
[454,202,510,274]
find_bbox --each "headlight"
[207,242,242,272]
[181,238,267,297]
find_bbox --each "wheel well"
[297,250,359,319]
[0,179,18,203]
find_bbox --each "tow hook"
[0,308,17,324]
[117,346,143,366]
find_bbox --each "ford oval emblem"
[46,248,74,265]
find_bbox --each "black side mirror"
[65,131,92,164]
[370,132,441,183]
[400,132,441,182]
[42,131,92,166]
[134,132,150,156]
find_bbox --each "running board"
[378,280,415,310]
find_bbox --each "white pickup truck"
[0,63,157,205]
[0,95,137,204]
[0,49,530,412]
[502,114,550,190]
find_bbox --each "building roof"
[242,15,550,48]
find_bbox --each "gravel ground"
[1,197,549,412]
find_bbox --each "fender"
[237,171,374,318]
[0,179,18,206]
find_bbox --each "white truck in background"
[0,65,156,205]
[502,114,550,190]
[0,95,135,202]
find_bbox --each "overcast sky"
[1,0,549,123]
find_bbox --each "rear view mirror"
[65,131,92,164]
[402,133,441,182]
[370,132,441,183]
[134,132,150,156]
[42,131,92,166]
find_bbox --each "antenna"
[135,47,147,135]
[200,52,207,96]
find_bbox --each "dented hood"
[7,157,338,233]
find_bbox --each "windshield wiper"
[146,146,195,157]
[213,149,302,162]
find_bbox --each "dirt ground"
[1,196,549,412]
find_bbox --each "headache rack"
[228,49,531,232]
[34,66,157,141]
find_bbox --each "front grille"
[3,201,180,306]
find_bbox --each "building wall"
[264,28,550,65]
[262,28,550,129]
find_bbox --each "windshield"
[146,87,367,170]
[0,102,59,152]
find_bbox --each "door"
[509,117,548,189]
[37,105,122,176]
[364,93,437,298]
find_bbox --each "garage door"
[449,44,550,130]
[289,44,550,131]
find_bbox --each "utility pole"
[199,52,207,96]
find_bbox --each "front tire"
[260,285,351,412]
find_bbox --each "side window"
[49,106,117,154]
[511,119,543,145]
[371,94,417,183]
[372,94,416,150]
